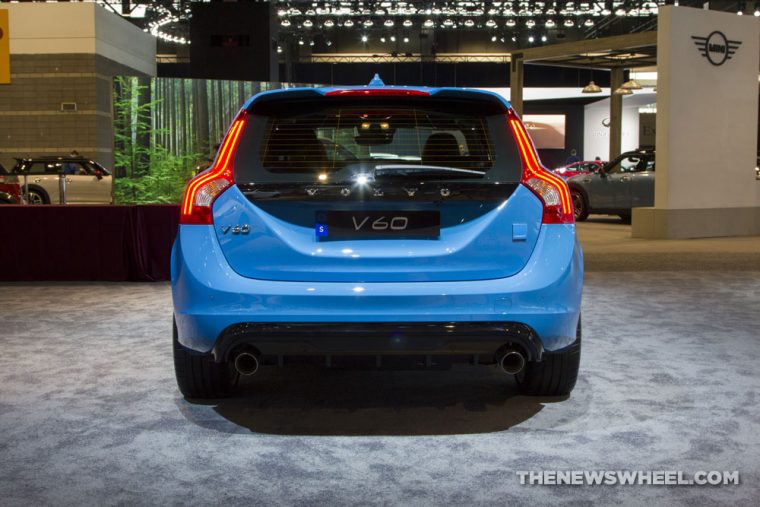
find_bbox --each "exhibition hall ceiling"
[83,1,755,50]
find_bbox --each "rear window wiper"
[374,164,486,180]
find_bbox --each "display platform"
[0,205,178,282]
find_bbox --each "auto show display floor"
[1,273,759,506]
[578,217,760,271]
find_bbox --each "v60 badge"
[221,224,250,235]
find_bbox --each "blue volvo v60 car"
[172,79,583,399]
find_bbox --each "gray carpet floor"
[1,273,759,506]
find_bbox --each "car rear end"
[0,165,23,204]
[171,85,583,398]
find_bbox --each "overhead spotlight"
[613,87,633,95]
[326,40,332,47]
[380,36,386,43]
[621,79,642,90]
[541,35,548,42]
[280,19,291,27]
[511,36,517,42]
[564,19,575,27]
[500,36,506,43]
[584,18,594,27]
[403,19,413,27]
[298,39,304,46]
[276,46,283,54]
[404,37,410,43]
[486,19,497,28]
[506,19,516,27]
[384,19,394,27]
[464,19,475,27]
[615,8,626,16]
[423,19,435,28]
[755,3,760,16]
[443,18,455,27]
[491,35,498,42]
[361,35,368,43]
[545,19,556,28]
[525,19,536,28]
[303,19,314,28]
[738,2,747,15]
[363,20,374,27]
[528,35,535,43]
[323,20,334,28]
[309,40,315,47]
[344,20,354,27]
[390,35,396,42]
[601,8,611,15]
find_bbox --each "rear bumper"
[172,223,583,355]
[213,321,544,363]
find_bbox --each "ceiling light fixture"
[582,81,602,93]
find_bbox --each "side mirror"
[95,169,103,180]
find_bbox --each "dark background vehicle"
[567,149,655,221]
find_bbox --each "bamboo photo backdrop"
[113,77,314,204]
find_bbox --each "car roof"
[242,82,512,112]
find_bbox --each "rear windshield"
[233,97,522,185]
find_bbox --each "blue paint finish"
[172,221,582,354]
[212,184,542,282]
[174,85,582,359]
[512,223,528,241]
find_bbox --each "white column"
[632,6,760,238]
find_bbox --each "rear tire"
[516,317,581,396]
[570,189,589,221]
[173,318,235,399]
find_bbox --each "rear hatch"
[213,90,542,282]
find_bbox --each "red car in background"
[553,160,604,179]
[0,164,24,204]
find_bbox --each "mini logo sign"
[691,31,741,66]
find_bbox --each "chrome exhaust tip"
[233,351,260,376]
[498,350,526,375]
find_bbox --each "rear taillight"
[180,113,246,225]
[508,112,574,225]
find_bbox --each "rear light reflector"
[325,88,430,97]
[508,112,574,224]
[180,113,246,225]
